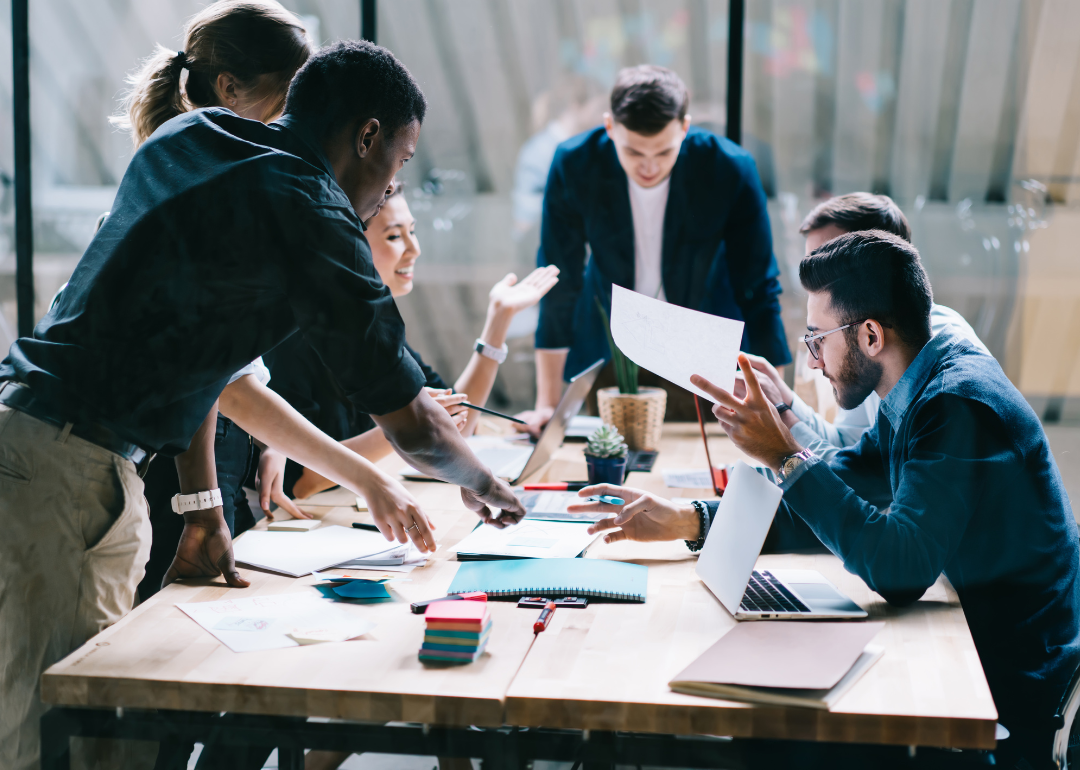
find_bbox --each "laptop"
[696,461,867,620]
[401,359,604,485]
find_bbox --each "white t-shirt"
[628,176,671,301]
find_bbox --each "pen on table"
[533,600,556,634]
[587,495,625,506]
[523,482,590,491]
[460,402,527,425]
[352,522,380,532]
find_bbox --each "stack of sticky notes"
[420,599,491,664]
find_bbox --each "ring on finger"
[407,523,419,532]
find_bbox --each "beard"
[828,341,883,410]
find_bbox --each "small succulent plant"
[585,424,628,459]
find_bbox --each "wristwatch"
[774,402,792,414]
[171,488,223,514]
[776,449,815,485]
[474,338,508,364]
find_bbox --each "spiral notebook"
[447,558,648,602]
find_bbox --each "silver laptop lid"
[513,359,604,484]
[695,461,784,615]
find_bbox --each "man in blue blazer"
[525,65,791,427]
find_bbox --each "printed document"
[611,284,744,399]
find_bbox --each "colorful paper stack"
[420,599,491,664]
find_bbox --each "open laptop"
[696,461,867,620]
[401,359,604,485]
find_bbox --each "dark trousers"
[138,414,256,603]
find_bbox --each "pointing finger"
[739,354,766,401]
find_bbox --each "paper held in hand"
[610,284,744,401]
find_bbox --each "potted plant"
[584,423,629,485]
[595,297,667,450]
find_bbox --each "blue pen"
[587,495,625,506]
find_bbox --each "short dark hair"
[800,230,933,350]
[284,40,426,140]
[799,193,912,242]
[609,65,689,136]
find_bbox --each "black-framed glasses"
[802,320,865,360]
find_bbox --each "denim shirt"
[774,330,1080,732]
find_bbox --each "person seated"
[572,230,1080,769]
[258,183,559,504]
[740,192,990,461]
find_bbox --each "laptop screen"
[695,461,784,615]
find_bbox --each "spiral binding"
[449,586,642,601]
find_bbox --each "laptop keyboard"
[739,570,812,614]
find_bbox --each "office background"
[0,0,1077,492]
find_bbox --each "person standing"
[0,40,523,770]
[524,65,790,428]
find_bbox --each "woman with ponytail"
[108,1,315,607]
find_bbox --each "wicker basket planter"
[596,386,667,451]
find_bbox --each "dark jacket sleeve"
[722,154,791,366]
[535,147,588,350]
[781,395,1006,606]
[281,191,426,416]
[405,342,448,390]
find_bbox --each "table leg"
[278,745,305,770]
[40,708,73,770]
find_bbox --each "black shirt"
[0,109,426,456]
[264,331,446,497]
[265,331,446,443]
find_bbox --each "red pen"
[533,601,557,634]
[523,482,589,491]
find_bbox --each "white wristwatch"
[474,338,508,364]
[171,488,223,514]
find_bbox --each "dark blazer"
[535,125,791,379]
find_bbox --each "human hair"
[799,193,912,242]
[283,40,427,141]
[609,65,689,136]
[800,230,933,350]
[112,1,312,148]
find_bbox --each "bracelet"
[684,500,709,553]
[474,338,508,364]
[171,488,223,514]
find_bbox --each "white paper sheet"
[233,525,399,577]
[452,519,601,559]
[176,592,375,653]
[662,469,715,488]
[610,285,744,401]
[333,542,428,572]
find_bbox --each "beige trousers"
[0,405,153,770]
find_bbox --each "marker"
[410,592,487,614]
[460,402,528,425]
[523,482,589,491]
[352,522,380,532]
[587,495,625,506]
[533,600,556,634]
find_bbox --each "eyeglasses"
[802,321,865,360]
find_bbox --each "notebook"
[669,621,884,710]
[448,558,648,602]
[452,520,602,561]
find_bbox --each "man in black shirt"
[0,41,523,770]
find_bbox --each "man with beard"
[576,230,1080,768]
[738,192,989,461]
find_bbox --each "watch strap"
[474,338,508,364]
[171,488,223,514]
[774,402,792,414]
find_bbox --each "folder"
[447,558,647,602]
[669,621,885,710]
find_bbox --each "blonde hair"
[112,1,312,148]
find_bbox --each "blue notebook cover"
[447,558,647,602]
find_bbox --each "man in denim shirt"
[588,230,1080,767]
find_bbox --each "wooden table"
[39,424,999,768]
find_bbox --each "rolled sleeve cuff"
[778,454,821,492]
[790,394,817,425]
